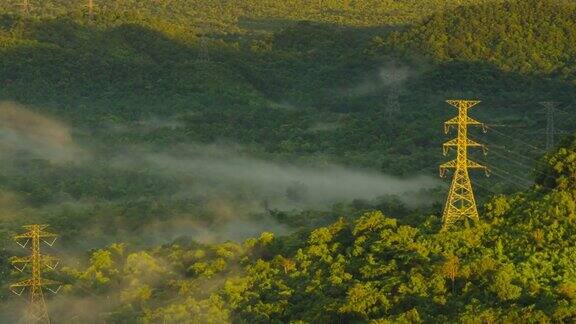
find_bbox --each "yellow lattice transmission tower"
[10,225,61,324]
[87,0,95,21]
[439,100,489,230]
[19,0,31,16]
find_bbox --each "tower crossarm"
[15,226,57,239]
[15,226,58,247]
[444,116,486,133]
[38,230,57,239]
[467,159,490,176]
[11,254,59,271]
[443,138,487,155]
[11,256,31,264]
[439,160,457,177]
[39,278,61,288]
[10,279,33,288]
[439,159,489,177]
[40,255,60,270]
[14,232,34,241]
[10,279,34,295]
[446,100,480,107]
[11,256,31,272]
[10,277,60,290]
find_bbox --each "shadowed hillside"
[0,0,575,322]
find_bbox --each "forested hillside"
[0,0,575,322]
[4,135,572,323]
[0,0,508,29]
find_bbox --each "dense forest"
[0,0,575,322]
[69,137,576,322]
[4,136,574,322]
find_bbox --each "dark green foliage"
[386,0,576,78]
[42,132,576,323]
[536,135,576,190]
[0,0,575,321]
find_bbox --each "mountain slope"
[30,136,576,323]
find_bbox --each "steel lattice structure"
[10,225,61,324]
[540,101,561,150]
[439,100,489,230]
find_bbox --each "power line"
[488,170,530,189]
[486,144,545,166]
[473,139,562,188]
[485,148,536,172]
[487,126,545,153]
[550,103,573,116]
[473,180,502,196]
[486,145,555,177]
[489,164,533,188]
[415,164,439,175]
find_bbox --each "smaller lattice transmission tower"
[439,100,489,230]
[385,81,400,118]
[539,101,566,150]
[384,66,406,118]
[197,34,210,63]
[10,225,61,324]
